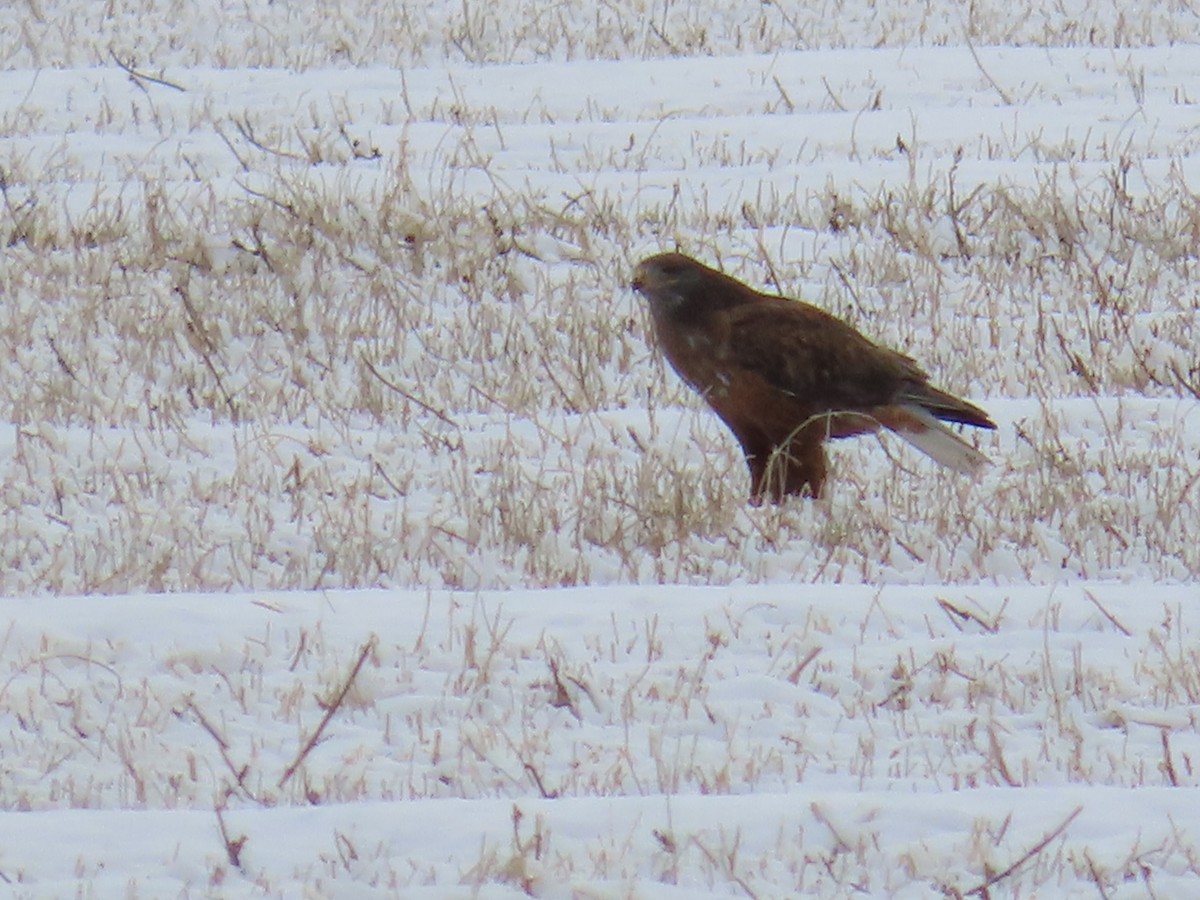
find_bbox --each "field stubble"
[2,7,1200,897]
[1,52,1198,593]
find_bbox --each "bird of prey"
[631,252,996,502]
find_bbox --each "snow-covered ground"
[4,584,1200,896]
[2,2,1199,896]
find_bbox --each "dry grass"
[1,64,1197,593]
[5,0,1198,69]
[2,7,1200,894]
[1,585,1198,896]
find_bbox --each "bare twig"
[820,76,847,112]
[232,115,304,161]
[214,122,252,172]
[278,636,378,789]
[1161,729,1180,787]
[108,49,186,91]
[180,699,264,802]
[1082,590,1132,637]
[1167,361,1200,400]
[47,336,80,383]
[810,802,854,852]
[965,806,1083,896]
[987,724,1020,787]
[689,831,758,899]
[647,22,680,54]
[786,645,821,685]
[175,285,240,422]
[214,802,248,870]
[1084,850,1113,900]
[545,656,582,720]
[361,353,460,428]
[937,597,1000,633]
[522,762,559,799]
[772,76,795,113]
[371,458,408,496]
[829,260,868,318]
[1053,321,1100,393]
[964,38,1013,105]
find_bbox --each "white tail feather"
[894,405,991,474]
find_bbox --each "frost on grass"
[5,0,1199,68]
[1,50,1198,594]
[3,3,1200,897]
[1,585,1199,895]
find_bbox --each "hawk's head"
[631,253,711,318]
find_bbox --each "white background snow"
[1,1,1199,896]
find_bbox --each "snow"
[1,585,1199,896]
[2,2,1199,896]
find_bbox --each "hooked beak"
[630,261,649,294]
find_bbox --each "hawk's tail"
[890,403,993,475]
[903,385,996,430]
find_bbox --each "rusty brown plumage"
[631,252,996,503]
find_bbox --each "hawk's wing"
[720,298,924,412]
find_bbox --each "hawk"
[631,252,996,503]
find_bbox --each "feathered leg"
[745,433,828,503]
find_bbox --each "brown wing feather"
[721,299,920,413]
[721,298,995,430]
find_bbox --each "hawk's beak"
[630,262,648,293]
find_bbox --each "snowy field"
[2,1,1200,896]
